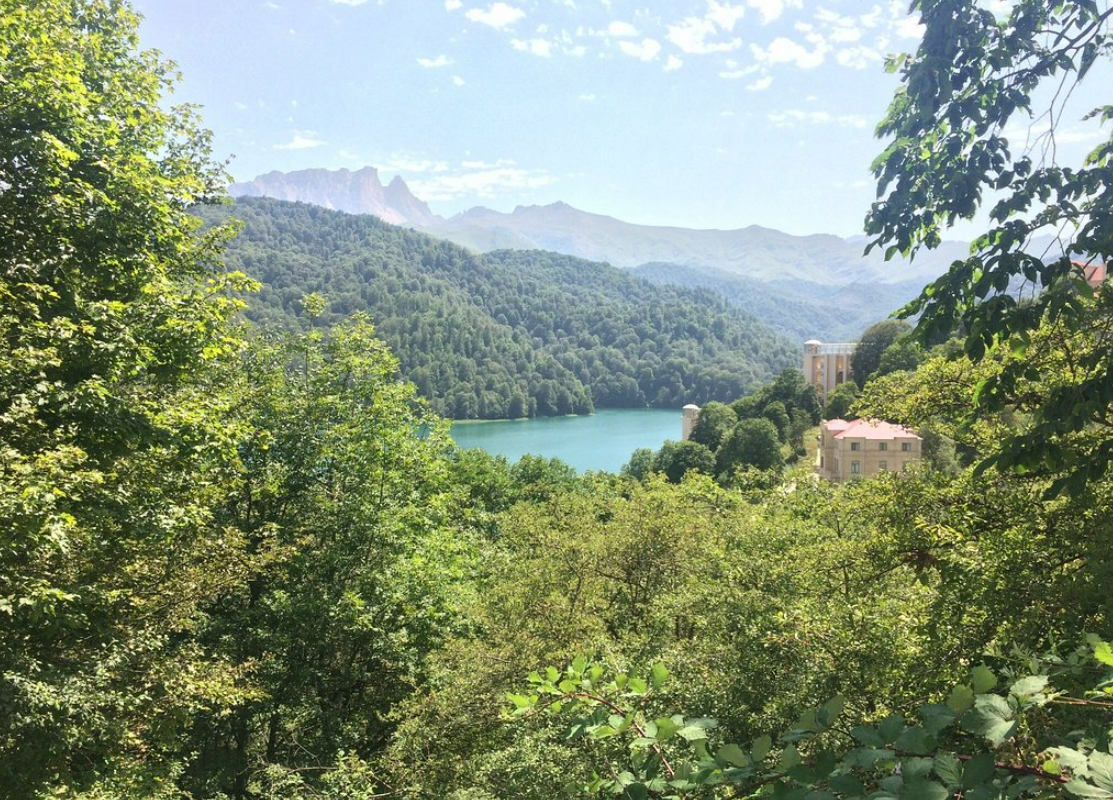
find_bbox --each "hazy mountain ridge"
[227,166,970,288]
[632,262,926,342]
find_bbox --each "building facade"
[816,418,921,482]
[804,340,856,402]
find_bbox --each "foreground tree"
[853,320,912,388]
[716,418,783,474]
[0,0,248,793]
[867,0,1113,494]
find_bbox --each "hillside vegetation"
[4,4,1113,800]
[207,198,796,419]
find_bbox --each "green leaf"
[1091,639,1113,667]
[904,779,949,800]
[919,704,957,735]
[717,743,750,767]
[963,753,995,786]
[1009,675,1049,700]
[650,662,668,690]
[946,685,975,714]
[895,726,937,755]
[820,696,846,726]
[780,744,802,770]
[677,718,716,742]
[971,666,997,694]
[830,774,865,794]
[654,717,680,741]
[880,714,906,743]
[1090,752,1113,793]
[507,693,530,709]
[1065,778,1113,800]
[628,677,648,695]
[935,754,963,788]
[622,783,649,800]
[752,734,773,762]
[962,695,1016,746]
[904,758,935,781]
[852,725,886,747]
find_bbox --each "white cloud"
[746,75,774,91]
[378,156,451,173]
[894,16,925,39]
[234,101,248,110]
[578,92,597,101]
[667,17,741,54]
[618,37,662,61]
[275,130,325,150]
[329,0,369,5]
[835,45,881,69]
[445,0,462,8]
[706,1,747,30]
[664,54,684,71]
[719,62,760,79]
[830,25,862,42]
[767,109,869,127]
[608,20,639,37]
[452,75,466,86]
[751,35,828,69]
[417,54,454,68]
[409,162,555,202]
[748,0,784,23]
[511,37,554,56]
[465,2,525,29]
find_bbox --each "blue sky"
[134,0,1109,236]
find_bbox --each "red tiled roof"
[1072,260,1107,287]
[825,418,920,441]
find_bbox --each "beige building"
[804,340,856,401]
[816,418,922,482]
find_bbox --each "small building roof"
[682,403,701,410]
[825,418,920,440]
[805,339,822,345]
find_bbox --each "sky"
[133,0,1109,237]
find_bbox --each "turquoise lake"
[450,408,682,472]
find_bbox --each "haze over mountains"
[230,166,438,227]
[226,166,978,340]
[229,165,968,288]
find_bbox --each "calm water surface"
[450,408,682,472]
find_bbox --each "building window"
[850,442,861,451]
[879,461,887,471]
[878,442,887,451]
[901,442,912,452]
[851,461,861,474]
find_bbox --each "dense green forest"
[3,3,1113,800]
[204,199,796,419]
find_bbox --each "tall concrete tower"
[682,404,700,441]
[803,340,856,401]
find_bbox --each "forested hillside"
[207,198,796,418]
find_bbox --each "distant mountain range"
[228,166,968,288]
[230,166,438,227]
